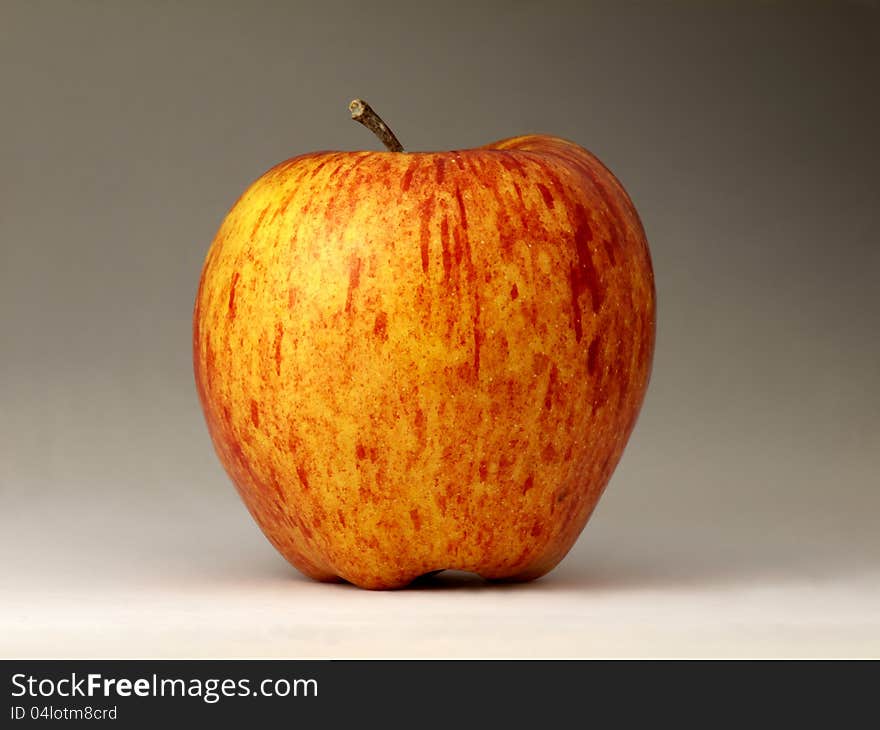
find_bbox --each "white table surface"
[3,488,877,659]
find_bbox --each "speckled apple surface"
[193,136,655,589]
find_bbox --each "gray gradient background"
[1,1,878,657]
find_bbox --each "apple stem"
[349,99,405,152]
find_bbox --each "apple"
[193,100,655,589]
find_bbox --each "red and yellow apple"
[193,113,655,589]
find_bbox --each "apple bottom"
[232,464,610,590]
[205,351,631,592]
[274,542,583,591]
[284,549,582,591]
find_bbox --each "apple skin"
[193,134,655,589]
